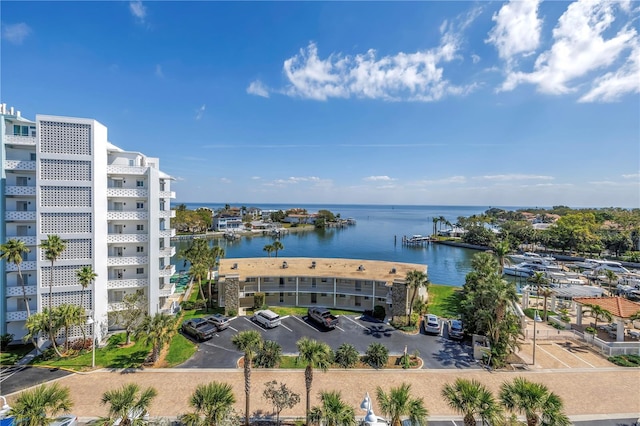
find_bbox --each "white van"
[253,309,281,328]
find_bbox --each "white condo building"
[1,104,176,343]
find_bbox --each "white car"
[423,314,441,335]
[253,309,281,328]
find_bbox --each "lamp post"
[85,316,95,368]
[360,393,379,426]
[0,395,11,419]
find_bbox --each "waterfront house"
[213,211,244,232]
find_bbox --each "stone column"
[616,319,625,342]
[390,281,408,320]
[224,277,240,316]
[576,305,583,326]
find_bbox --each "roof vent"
[282,261,288,269]
[311,261,316,268]
[358,265,365,271]
[390,267,397,274]
[232,263,238,270]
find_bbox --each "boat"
[572,258,625,270]
[503,260,563,277]
[507,252,556,263]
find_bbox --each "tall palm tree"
[603,269,618,296]
[527,272,548,311]
[296,337,334,426]
[310,390,356,426]
[134,313,177,363]
[8,383,73,426]
[76,266,97,312]
[581,304,613,335]
[493,239,511,274]
[180,382,236,426]
[538,287,554,322]
[375,383,428,426]
[438,215,447,233]
[272,240,284,258]
[54,304,85,352]
[499,377,570,426]
[189,262,209,303]
[405,270,429,326]
[98,383,158,426]
[432,217,439,237]
[231,330,263,426]
[39,234,67,356]
[441,378,502,426]
[1,238,32,317]
[263,244,274,257]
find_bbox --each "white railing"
[159,247,176,257]
[6,311,28,321]
[5,211,36,221]
[107,255,148,266]
[106,188,149,198]
[5,135,36,145]
[6,286,37,296]
[106,165,147,175]
[159,283,176,297]
[5,186,36,196]
[106,211,149,220]
[159,264,176,277]
[525,328,640,356]
[159,210,175,219]
[6,261,36,271]
[5,235,37,245]
[107,278,147,289]
[159,191,176,199]
[107,233,149,243]
[4,160,36,170]
[159,229,176,238]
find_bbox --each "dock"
[400,235,434,247]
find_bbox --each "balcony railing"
[6,261,36,271]
[6,285,37,297]
[107,278,148,289]
[159,191,176,199]
[159,247,176,257]
[159,283,176,297]
[106,165,147,175]
[4,160,36,171]
[107,255,149,266]
[5,186,36,196]
[6,311,28,321]
[5,235,37,245]
[106,211,149,220]
[107,188,149,198]
[159,264,176,277]
[5,211,36,221]
[159,210,175,219]
[5,135,36,146]
[159,229,176,238]
[107,233,149,243]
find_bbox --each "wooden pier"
[399,235,434,247]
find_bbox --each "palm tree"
[254,340,282,368]
[603,269,618,296]
[493,239,511,274]
[581,304,613,335]
[333,343,360,369]
[296,337,333,426]
[232,330,263,426]
[263,244,275,257]
[1,238,32,317]
[135,313,177,363]
[39,234,67,357]
[432,217,439,237]
[438,215,447,233]
[8,383,73,426]
[189,262,209,303]
[180,382,236,426]
[375,383,428,426]
[310,390,356,426]
[54,304,85,352]
[272,240,284,258]
[441,378,502,426]
[499,377,570,426]
[99,383,158,426]
[405,270,429,326]
[538,287,554,322]
[24,311,51,353]
[76,266,97,312]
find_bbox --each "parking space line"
[535,344,572,368]
[228,326,238,332]
[553,342,595,368]
[281,323,293,332]
[344,316,367,329]
[244,317,264,330]
[335,325,345,332]
[292,315,318,332]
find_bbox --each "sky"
[1,0,639,208]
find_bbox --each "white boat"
[572,258,626,271]
[504,260,563,277]
[507,252,556,263]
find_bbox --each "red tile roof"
[574,297,640,319]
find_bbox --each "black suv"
[205,314,231,331]
[181,318,216,341]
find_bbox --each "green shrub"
[227,308,238,317]
[585,327,596,335]
[608,354,640,367]
[0,333,14,350]
[372,305,386,320]
[254,292,265,309]
[364,342,388,369]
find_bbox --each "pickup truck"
[307,307,339,329]
[181,318,217,341]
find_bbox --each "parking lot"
[179,314,478,369]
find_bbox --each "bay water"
[171,204,512,286]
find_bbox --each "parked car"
[181,318,217,341]
[423,314,441,335]
[253,309,281,328]
[205,313,231,331]
[447,319,464,340]
[307,307,339,329]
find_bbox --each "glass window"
[136,180,144,187]
[136,268,144,274]
[136,224,144,231]
[136,202,144,209]
[21,126,28,136]
[136,246,144,253]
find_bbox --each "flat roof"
[219,257,427,283]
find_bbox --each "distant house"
[437,226,467,237]
[246,207,262,220]
[213,211,243,232]
[283,213,318,224]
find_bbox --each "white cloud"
[499,0,639,99]
[129,1,147,23]
[579,44,640,102]
[414,175,467,185]
[195,104,205,120]
[2,23,32,44]
[471,54,481,64]
[251,176,261,180]
[220,178,232,184]
[486,0,542,64]
[247,80,270,98]
[155,64,163,78]
[622,173,640,179]
[363,176,395,182]
[474,174,554,181]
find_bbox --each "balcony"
[106,164,147,175]
[6,311,28,321]
[4,160,36,171]
[6,261,36,271]
[159,210,175,219]
[5,186,36,196]
[159,229,176,238]
[5,134,36,146]
[107,188,149,198]
[159,283,176,297]
[159,246,176,257]
[6,285,37,297]
[159,264,176,277]
[106,211,149,220]
[159,191,176,199]
[5,235,37,245]
[107,278,147,290]
[107,302,127,312]
[107,255,149,267]
[5,211,36,221]
[107,233,149,243]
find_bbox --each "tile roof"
[573,297,640,318]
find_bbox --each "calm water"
[171,204,516,286]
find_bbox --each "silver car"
[423,314,441,335]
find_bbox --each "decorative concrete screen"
[41,186,92,207]
[39,121,91,155]
[40,159,92,180]
[41,213,92,233]
[39,239,92,261]
[40,265,92,288]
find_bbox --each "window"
[136,246,144,253]
[129,159,135,166]
[136,202,144,209]
[136,224,144,231]
[17,201,28,211]
[279,278,285,287]
[311,293,317,304]
[136,268,144,275]
[321,293,328,297]
[30,153,36,161]
[355,282,362,292]
[312,278,317,288]
[14,125,30,136]
[136,180,144,187]
[280,292,284,303]
[16,177,28,186]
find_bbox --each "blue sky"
[2,0,639,208]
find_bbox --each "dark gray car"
[206,313,231,331]
[181,318,217,341]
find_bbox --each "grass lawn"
[427,284,463,318]
[164,332,197,367]
[0,343,34,366]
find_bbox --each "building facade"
[1,104,176,343]
[218,257,428,318]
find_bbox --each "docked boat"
[572,258,626,271]
[507,252,556,263]
[504,259,563,277]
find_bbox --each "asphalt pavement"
[0,365,72,395]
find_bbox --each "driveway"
[178,315,477,369]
